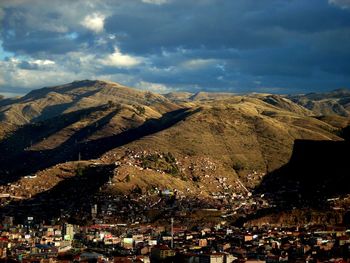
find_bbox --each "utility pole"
[171,217,174,249]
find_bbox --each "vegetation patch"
[75,163,88,176]
[134,105,146,115]
[232,161,245,171]
[140,152,181,177]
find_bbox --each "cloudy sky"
[0,0,350,96]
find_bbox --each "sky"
[0,0,350,96]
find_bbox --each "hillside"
[163,92,193,102]
[0,80,349,224]
[288,88,350,117]
[255,94,313,116]
[163,91,237,102]
[239,138,350,227]
[0,80,178,125]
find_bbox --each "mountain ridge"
[0,80,178,126]
[0,80,349,225]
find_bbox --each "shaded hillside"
[258,95,312,116]
[315,115,350,129]
[339,125,350,141]
[233,138,350,227]
[289,88,350,117]
[296,88,350,100]
[257,139,350,203]
[0,107,195,185]
[0,104,113,161]
[0,162,115,223]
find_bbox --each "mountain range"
[0,80,349,225]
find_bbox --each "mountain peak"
[0,80,178,125]
[69,79,106,87]
[21,80,130,103]
[68,79,123,88]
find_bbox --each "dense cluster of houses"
[0,215,349,262]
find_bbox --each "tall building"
[63,223,74,241]
[91,204,98,218]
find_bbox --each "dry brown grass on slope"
[97,97,342,195]
[257,94,313,116]
[0,80,178,125]
[0,82,346,201]
[316,115,350,129]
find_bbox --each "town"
[0,150,349,262]
[0,148,349,262]
[0,214,350,262]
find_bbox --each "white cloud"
[81,13,105,33]
[7,57,55,69]
[328,0,350,9]
[31,59,55,66]
[101,47,143,68]
[0,75,5,86]
[136,81,170,93]
[181,59,218,70]
[0,58,89,91]
[141,0,169,5]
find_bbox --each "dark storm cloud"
[105,0,289,54]
[0,0,349,95]
[252,0,350,33]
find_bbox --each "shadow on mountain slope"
[0,163,115,223]
[234,138,350,226]
[31,88,103,122]
[256,139,350,204]
[78,107,197,160]
[0,105,111,161]
[18,80,102,103]
[0,107,196,185]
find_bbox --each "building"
[63,223,74,241]
[198,239,208,247]
[199,253,224,263]
[151,245,176,261]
